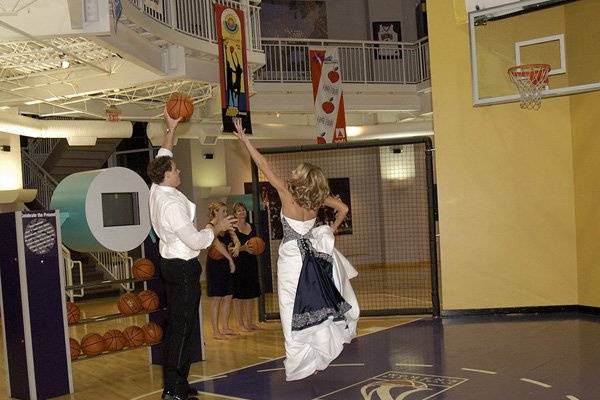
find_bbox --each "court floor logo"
[321,371,468,400]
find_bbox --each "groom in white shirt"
[147,108,235,400]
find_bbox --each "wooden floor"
[0,296,416,400]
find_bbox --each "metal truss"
[0,0,41,15]
[0,36,120,83]
[50,79,216,118]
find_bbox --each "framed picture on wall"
[372,21,402,59]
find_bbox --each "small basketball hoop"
[105,104,121,122]
[508,64,551,110]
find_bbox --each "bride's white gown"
[277,214,360,381]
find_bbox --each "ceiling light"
[346,126,363,137]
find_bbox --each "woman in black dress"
[232,202,262,331]
[206,202,240,339]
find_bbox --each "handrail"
[21,149,58,209]
[256,37,430,84]
[63,244,84,301]
[261,37,427,46]
[126,0,263,52]
[26,138,62,165]
[89,251,134,291]
[21,149,59,186]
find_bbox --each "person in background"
[231,202,262,331]
[206,201,240,339]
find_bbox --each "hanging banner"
[309,47,347,143]
[216,4,252,134]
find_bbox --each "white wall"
[0,132,23,191]
[325,0,420,41]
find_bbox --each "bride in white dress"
[233,118,360,381]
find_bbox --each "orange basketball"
[81,333,105,356]
[117,292,142,315]
[123,325,146,347]
[207,245,224,260]
[132,258,155,279]
[166,92,194,121]
[69,337,81,360]
[103,329,127,352]
[138,290,160,312]
[247,237,265,255]
[142,322,163,344]
[66,302,81,325]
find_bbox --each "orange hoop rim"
[508,63,551,83]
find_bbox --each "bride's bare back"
[279,190,318,221]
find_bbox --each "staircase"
[42,138,123,182]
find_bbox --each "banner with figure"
[309,47,347,143]
[216,4,253,134]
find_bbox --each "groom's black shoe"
[163,394,197,400]
[187,386,199,396]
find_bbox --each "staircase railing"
[89,251,134,291]
[63,245,84,302]
[26,138,62,166]
[21,149,58,209]
[127,0,262,52]
[256,37,430,84]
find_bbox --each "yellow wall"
[564,1,600,87]
[566,1,600,307]
[570,91,600,307]
[429,1,578,310]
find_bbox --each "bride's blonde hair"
[287,162,329,210]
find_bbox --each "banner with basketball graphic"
[215,4,252,134]
[309,47,347,143]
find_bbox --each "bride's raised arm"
[232,118,287,194]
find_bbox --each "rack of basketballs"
[65,258,162,361]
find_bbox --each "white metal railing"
[26,138,62,166]
[21,150,58,209]
[89,251,134,291]
[255,37,430,84]
[63,245,84,302]
[127,0,263,52]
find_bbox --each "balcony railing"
[255,37,430,84]
[127,0,262,52]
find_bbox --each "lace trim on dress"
[291,302,352,331]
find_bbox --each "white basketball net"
[508,64,550,110]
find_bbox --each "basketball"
[142,322,163,344]
[81,333,105,357]
[123,325,146,347]
[103,329,127,352]
[246,237,265,255]
[207,245,224,260]
[132,258,155,279]
[117,292,142,315]
[69,338,81,360]
[66,302,81,325]
[166,92,194,121]
[138,290,160,312]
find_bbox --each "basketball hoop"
[508,64,551,110]
[105,104,121,122]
